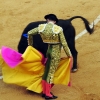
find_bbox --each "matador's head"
[44,14,58,23]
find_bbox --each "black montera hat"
[44,14,58,23]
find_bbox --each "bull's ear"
[23,33,28,38]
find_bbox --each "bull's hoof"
[71,68,78,73]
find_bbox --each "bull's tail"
[69,16,94,34]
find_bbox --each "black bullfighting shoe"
[42,93,45,97]
[45,93,58,99]
[45,95,58,99]
[42,93,58,99]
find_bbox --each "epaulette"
[38,24,47,32]
[52,25,63,34]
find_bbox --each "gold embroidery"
[47,44,61,83]
[52,25,62,34]
[38,24,47,32]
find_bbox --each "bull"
[18,16,94,72]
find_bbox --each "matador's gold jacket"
[28,22,72,57]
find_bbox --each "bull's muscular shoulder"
[38,24,47,32]
[53,25,63,34]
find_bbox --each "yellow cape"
[0,46,71,93]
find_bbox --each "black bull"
[18,16,94,70]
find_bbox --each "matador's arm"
[28,28,38,46]
[59,31,72,57]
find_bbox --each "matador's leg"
[42,44,61,83]
[42,44,61,98]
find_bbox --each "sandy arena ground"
[0,0,100,100]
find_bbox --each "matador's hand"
[27,38,30,45]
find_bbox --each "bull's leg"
[71,51,78,72]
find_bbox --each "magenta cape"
[0,46,71,93]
